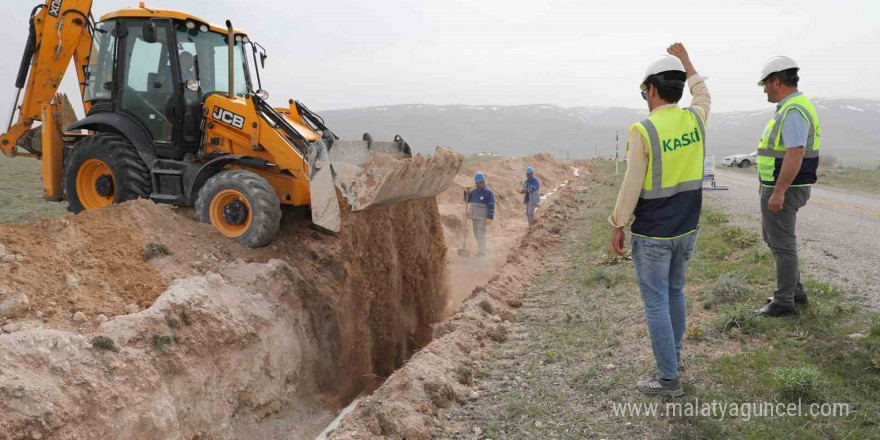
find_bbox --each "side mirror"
[260,52,267,69]
[143,21,158,44]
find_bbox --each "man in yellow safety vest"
[755,56,820,317]
[609,43,710,397]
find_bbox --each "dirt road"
[709,168,880,308]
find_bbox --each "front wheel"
[195,170,281,248]
[64,133,151,213]
[738,160,751,168]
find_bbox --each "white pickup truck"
[722,151,758,168]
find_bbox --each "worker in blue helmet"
[520,166,541,226]
[465,172,495,256]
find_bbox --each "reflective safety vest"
[757,93,821,187]
[630,106,705,239]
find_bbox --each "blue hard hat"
[526,167,534,174]
[474,172,485,183]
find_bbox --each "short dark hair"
[646,71,687,103]
[773,68,799,87]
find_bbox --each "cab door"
[116,19,179,147]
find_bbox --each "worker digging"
[465,172,495,257]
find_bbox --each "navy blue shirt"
[523,177,540,204]
[467,186,495,220]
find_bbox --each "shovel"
[457,191,471,257]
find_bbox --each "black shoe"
[757,302,796,317]
[765,295,808,306]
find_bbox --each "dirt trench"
[323,167,590,439]
[0,183,450,438]
[0,149,580,439]
[436,154,579,313]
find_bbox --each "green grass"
[680,181,880,440]
[0,156,68,223]
[818,167,880,195]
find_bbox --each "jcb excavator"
[1,0,460,247]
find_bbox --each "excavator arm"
[1,0,94,158]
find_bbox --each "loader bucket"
[308,138,462,232]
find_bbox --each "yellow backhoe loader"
[1,0,460,247]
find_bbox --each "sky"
[0,0,878,122]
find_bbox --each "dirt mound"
[324,176,588,439]
[0,190,449,438]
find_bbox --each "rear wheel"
[738,159,751,168]
[195,170,281,248]
[64,133,151,213]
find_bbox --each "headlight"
[242,36,250,44]
[199,24,209,33]
[185,21,196,30]
[235,35,242,43]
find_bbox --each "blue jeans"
[631,231,698,380]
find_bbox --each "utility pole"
[615,131,619,174]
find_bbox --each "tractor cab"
[83,8,260,160]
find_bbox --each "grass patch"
[773,366,824,401]
[716,303,760,333]
[0,157,68,223]
[817,167,880,195]
[720,227,760,250]
[703,210,729,226]
[581,268,625,288]
[705,273,750,306]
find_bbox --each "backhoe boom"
[1,0,94,157]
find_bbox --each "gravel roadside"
[706,168,880,308]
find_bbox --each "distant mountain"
[318,99,880,164]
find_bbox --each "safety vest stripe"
[767,112,785,147]
[638,108,706,200]
[640,179,704,199]
[789,104,817,152]
[758,147,820,159]
[765,103,817,152]
[640,118,663,194]
[687,107,707,174]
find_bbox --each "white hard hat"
[640,55,686,90]
[758,56,799,86]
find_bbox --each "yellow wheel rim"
[209,189,252,237]
[75,158,115,210]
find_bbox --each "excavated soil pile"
[325,171,590,439]
[0,151,458,439]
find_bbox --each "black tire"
[194,170,281,248]
[64,133,151,213]
[738,160,751,168]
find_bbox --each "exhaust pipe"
[226,20,234,99]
